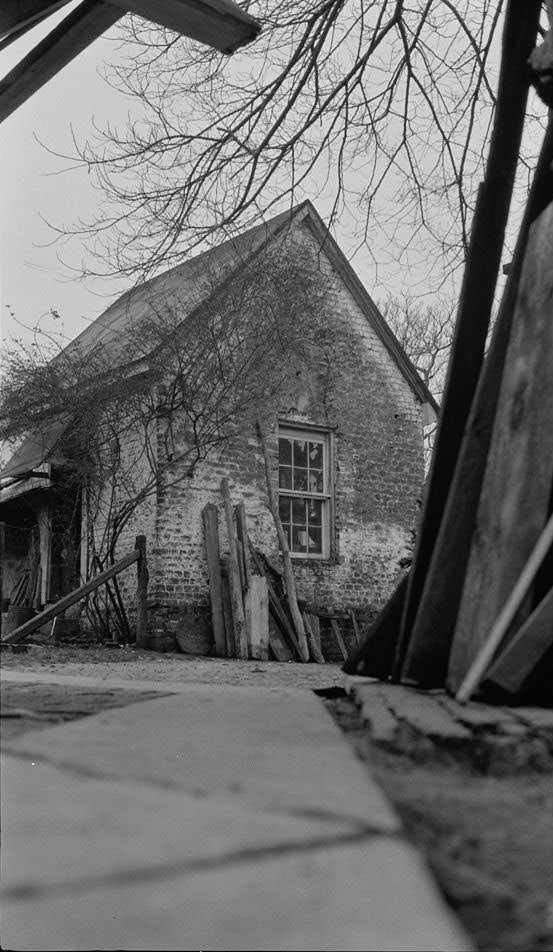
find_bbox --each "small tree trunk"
[256,420,309,662]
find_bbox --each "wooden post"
[220,478,248,659]
[220,558,235,657]
[135,535,149,649]
[330,618,348,661]
[245,575,269,660]
[485,585,553,696]
[202,504,227,657]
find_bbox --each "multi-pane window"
[278,426,331,557]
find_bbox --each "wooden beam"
[2,546,139,644]
[0,0,122,123]
[202,504,227,657]
[392,0,542,680]
[111,0,261,54]
[455,513,553,703]
[485,585,553,695]
[401,120,553,687]
[449,201,553,693]
[220,478,248,659]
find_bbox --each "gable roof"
[62,201,438,412]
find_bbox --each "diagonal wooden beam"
[0,0,122,123]
[114,0,261,54]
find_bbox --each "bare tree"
[55,2,546,290]
[380,293,454,401]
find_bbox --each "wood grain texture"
[448,202,553,692]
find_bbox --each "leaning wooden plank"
[247,540,302,659]
[303,612,324,663]
[484,586,553,695]
[455,513,553,703]
[0,0,122,123]
[234,502,251,593]
[392,1,542,681]
[343,575,408,677]
[450,203,553,693]
[220,478,248,659]
[202,504,227,657]
[330,619,348,662]
[245,575,269,660]
[2,548,140,644]
[220,560,235,657]
[349,609,361,645]
[401,120,553,689]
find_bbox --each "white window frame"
[277,424,332,560]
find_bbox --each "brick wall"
[86,220,425,643]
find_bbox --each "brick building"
[0,202,437,649]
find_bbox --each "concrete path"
[1,677,472,951]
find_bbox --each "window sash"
[278,426,331,558]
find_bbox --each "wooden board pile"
[202,479,360,662]
[345,5,553,706]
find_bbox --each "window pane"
[279,466,292,489]
[293,467,308,491]
[278,496,291,523]
[309,442,323,468]
[281,523,291,547]
[292,526,308,552]
[308,470,323,493]
[293,440,307,467]
[292,497,307,523]
[307,499,322,525]
[308,526,322,553]
[278,438,292,465]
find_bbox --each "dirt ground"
[325,693,553,952]
[2,644,552,952]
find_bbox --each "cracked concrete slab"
[1,681,472,951]
[6,685,400,828]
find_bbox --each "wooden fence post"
[135,535,149,649]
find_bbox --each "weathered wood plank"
[202,504,226,657]
[392,1,542,680]
[401,120,553,688]
[350,684,399,744]
[2,547,139,644]
[449,204,553,694]
[268,615,293,661]
[343,576,407,677]
[247,540,302,659]
[220,560,235,657]
[220,479,248,660]
[330,619,347,661]
[245,575,269,660]
[485,585,553,696]
[234,502,251,593]
[303,612,324,663]
[349,609,361,645]
[135,535,149,649]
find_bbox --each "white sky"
[1,4,452,354]
[0,4,522,355]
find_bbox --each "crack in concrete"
[3,827,402,904]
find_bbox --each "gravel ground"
[0,644,345,690]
